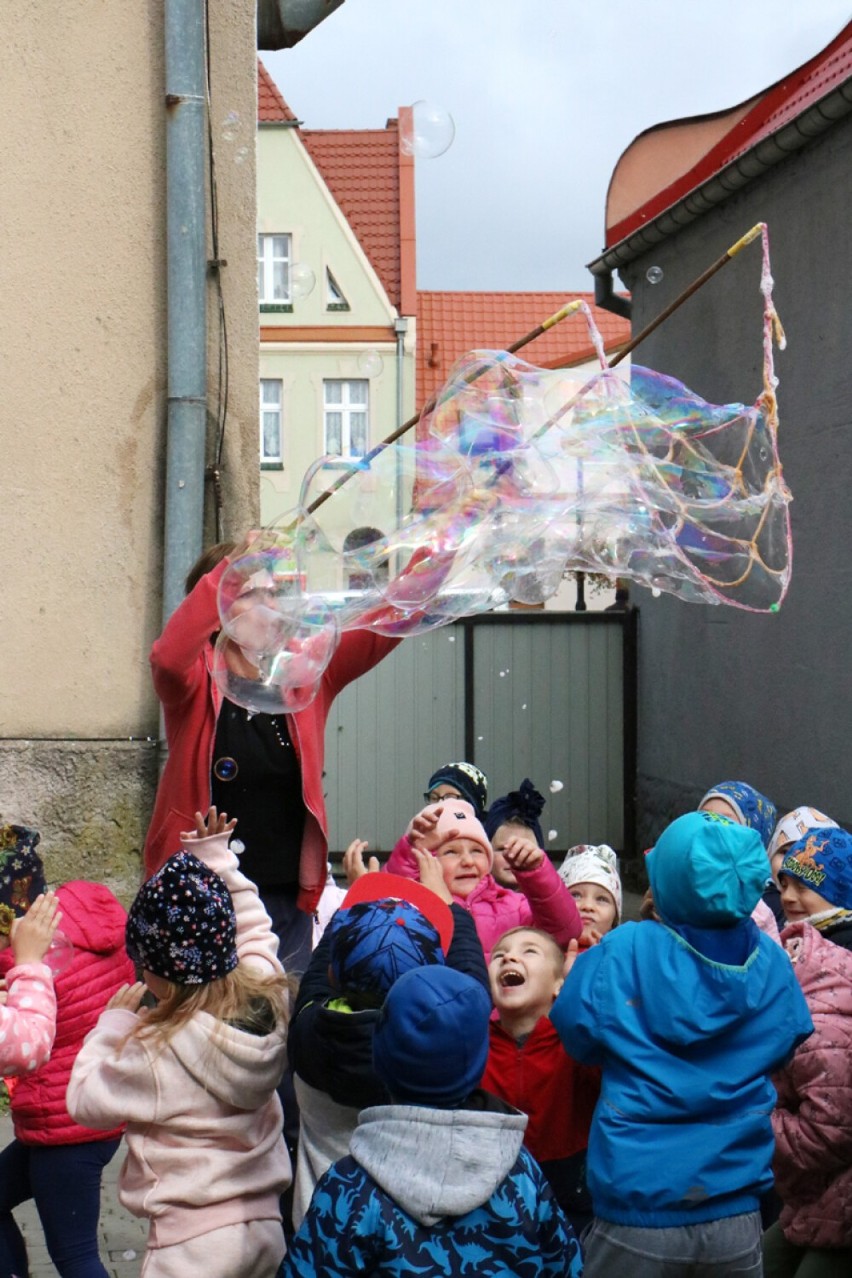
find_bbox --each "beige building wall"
[257,124,417,537]
[0,2,259,897]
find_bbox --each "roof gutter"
[258,0,346,48]
[588,78,852,314]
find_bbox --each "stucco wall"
[615,118,852,848]
[1,2,259,897]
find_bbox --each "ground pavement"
[0,1115,144,1278]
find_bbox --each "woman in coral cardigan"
[145,539,398,975]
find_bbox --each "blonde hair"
[132,961,292,1049]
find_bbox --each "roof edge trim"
[588,80,852,276]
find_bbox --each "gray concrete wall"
[615,117,852,852]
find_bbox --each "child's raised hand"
[343,839,380,885]
[192,807,238,840]
[107,982,148,1014]
[10,892,62,967]
[563,938,581,977]
[410,806,455,851]
[502,836,544,873]
[413,848,453,903]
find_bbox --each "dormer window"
[326,268,350,312]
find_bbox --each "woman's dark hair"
[184,541,236,595]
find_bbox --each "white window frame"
[323,379,369,458]
[257,234,291,303]
[325,268,349,310]
[260,378,283,465]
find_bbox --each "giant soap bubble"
[217,226,789,713]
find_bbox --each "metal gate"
[324,609,637,862]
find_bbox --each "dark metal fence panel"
[324,611,636,860]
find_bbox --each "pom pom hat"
[126,850,238,985]
[372,966,491,1106]
[647,811,768,927]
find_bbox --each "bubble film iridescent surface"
[217,227,790,713]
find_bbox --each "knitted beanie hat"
[647,810,768,926]
[425,763,488,817]
[327,898,446,999]
[557,844,623,923]
[484,778,545,848]
[0,824,46,937]
[373,966,491,1106]
[699,781,777,850]
[126,851,238,986]
[419,800,493,868]
[779,828,852,911]
[767,807,839,862]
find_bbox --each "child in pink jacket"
[68,810,291,1278]
[764,828,852,1275]
[384,800,581,961]
[0,882,60,1074]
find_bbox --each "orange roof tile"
[417,292,630,408]
[301,124,407,312]
[258,59,298,123]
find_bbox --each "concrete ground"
[0,1115,144,1278]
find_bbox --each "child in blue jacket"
[285,965,581,1278]
[552,809,813,1278]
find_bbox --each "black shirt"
[210,698,306,890]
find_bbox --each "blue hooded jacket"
[551,813,813,1227]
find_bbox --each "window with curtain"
[323,379,368,457]
[260,378,283,465]
[257,234,291,303]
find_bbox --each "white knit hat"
[767,806,839,862]
[557,844,622,923]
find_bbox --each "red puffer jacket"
[772,921,852,1248]
[1,880,136,1145]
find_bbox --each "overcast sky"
[262,2,851,292]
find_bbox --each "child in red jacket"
[0,824,135,1278]
[482,925,601,1240]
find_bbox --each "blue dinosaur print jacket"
[283,1095,581,1277]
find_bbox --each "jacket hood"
[351,1101,526,1225]
[648,812,768,926]
[632,919,784,1049]
[169,1010,288,1109]
[781,920,852,1015]
[57,880,129,954]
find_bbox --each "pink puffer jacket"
[0,880,136,1145]
[772,921,852,1248]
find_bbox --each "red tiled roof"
[607,20,852,248]
[256,62,414,314]
[417,292,630,408]
[301,124,408,312]
[258,59,298,123]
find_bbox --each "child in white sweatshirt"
[67,809,291,1278]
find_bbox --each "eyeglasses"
[423,789,463,805]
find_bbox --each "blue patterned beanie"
[779,828,852,911]
[328,898,445,999]
[425,763,488,817]
[699,781,777,850]
[126,851,238,985]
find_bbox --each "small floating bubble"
[646,265,664,285]
[549,780,563,793]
